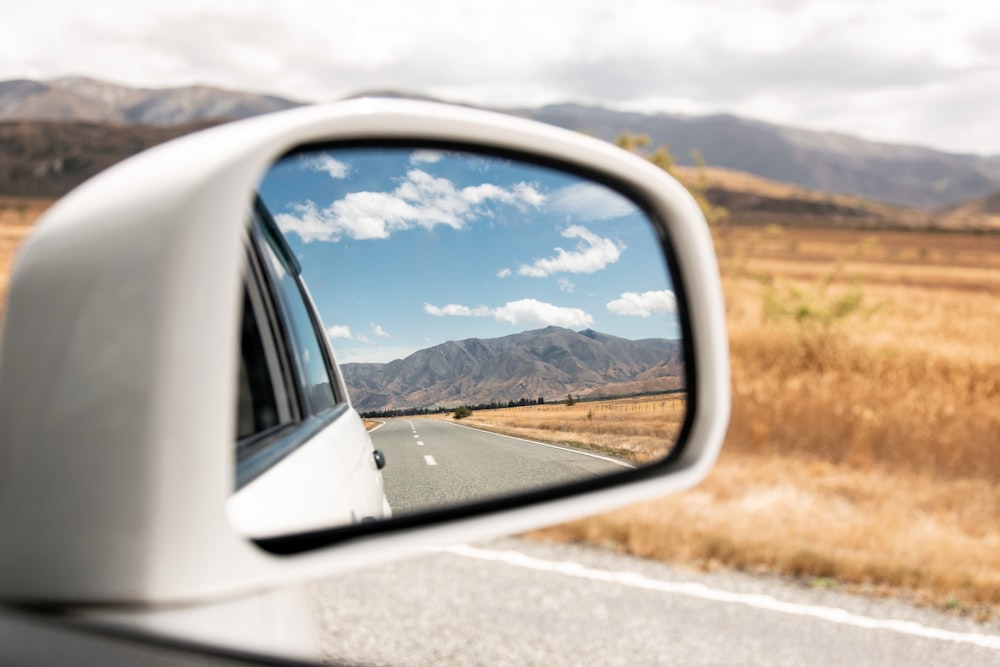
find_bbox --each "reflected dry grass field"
[531,226,1000,618]
[452,393,687,463]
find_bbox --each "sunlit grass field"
[527,226,1000,618]
[453,393,687,464]
[0,197,48,315]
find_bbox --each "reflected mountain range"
[340,326,683,413]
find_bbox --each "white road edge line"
[423,455,437,466]
[440,545,1000,651]
[440,420,634,469]
[416,441,424,446]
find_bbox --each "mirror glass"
[236,145,686,536]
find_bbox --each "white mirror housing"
[0,99,729,606]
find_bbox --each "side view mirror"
[0,99,729,608]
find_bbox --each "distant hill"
[511,103,1000,211]
[0,77,301,125]
[935,190,1000,231]
[2,119,995,232]
[340,326,684,413]
[0,120,225,198]
[3,77,1000,213]
[672,166,999,232]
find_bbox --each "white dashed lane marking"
[423,455,438,466]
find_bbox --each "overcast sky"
[3,0,998,154]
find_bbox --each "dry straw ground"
[525,225,1000,619]
[0,197,47,315]
[456,393,687,464]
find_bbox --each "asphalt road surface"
[312,537,1000,666]
[371,418,632,515]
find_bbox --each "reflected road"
[372,418,632,514]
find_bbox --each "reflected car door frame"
[228,199,390,540]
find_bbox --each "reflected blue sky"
[258,148,680,363]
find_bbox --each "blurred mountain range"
[0,77,300,124]
[510,104,1000,210]
[2,77,1000,211]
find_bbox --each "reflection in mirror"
[246,146,686,526]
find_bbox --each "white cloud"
[513,182,548,208]
[518,225,625,277]
[410,150,444,164]
[607,290,677,317]
[302,153,350,179]
[497,267,512,278]
[557,278,575,293]
[425,298,593,328]
[333,345,423,364]
[424,303,493,317]
[328,322,388,344]
[277,168,545,243]
[547,182,639,221]
[494,298,594,328]
[327,324,354,339]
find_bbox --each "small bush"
[453,405,472,420]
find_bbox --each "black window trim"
[251,198,345,409]
[236,233,301,446]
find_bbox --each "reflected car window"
[258,232,337,415]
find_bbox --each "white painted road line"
[413,434,419,438]
[423,455,438,466]
[416,441,424,446]
[441,545,1000,651]
[442,420,635,469]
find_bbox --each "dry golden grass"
[452,393,687,463]
[532,225,1000,618]
[528,452,1000,618]
[0,197,50,314]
